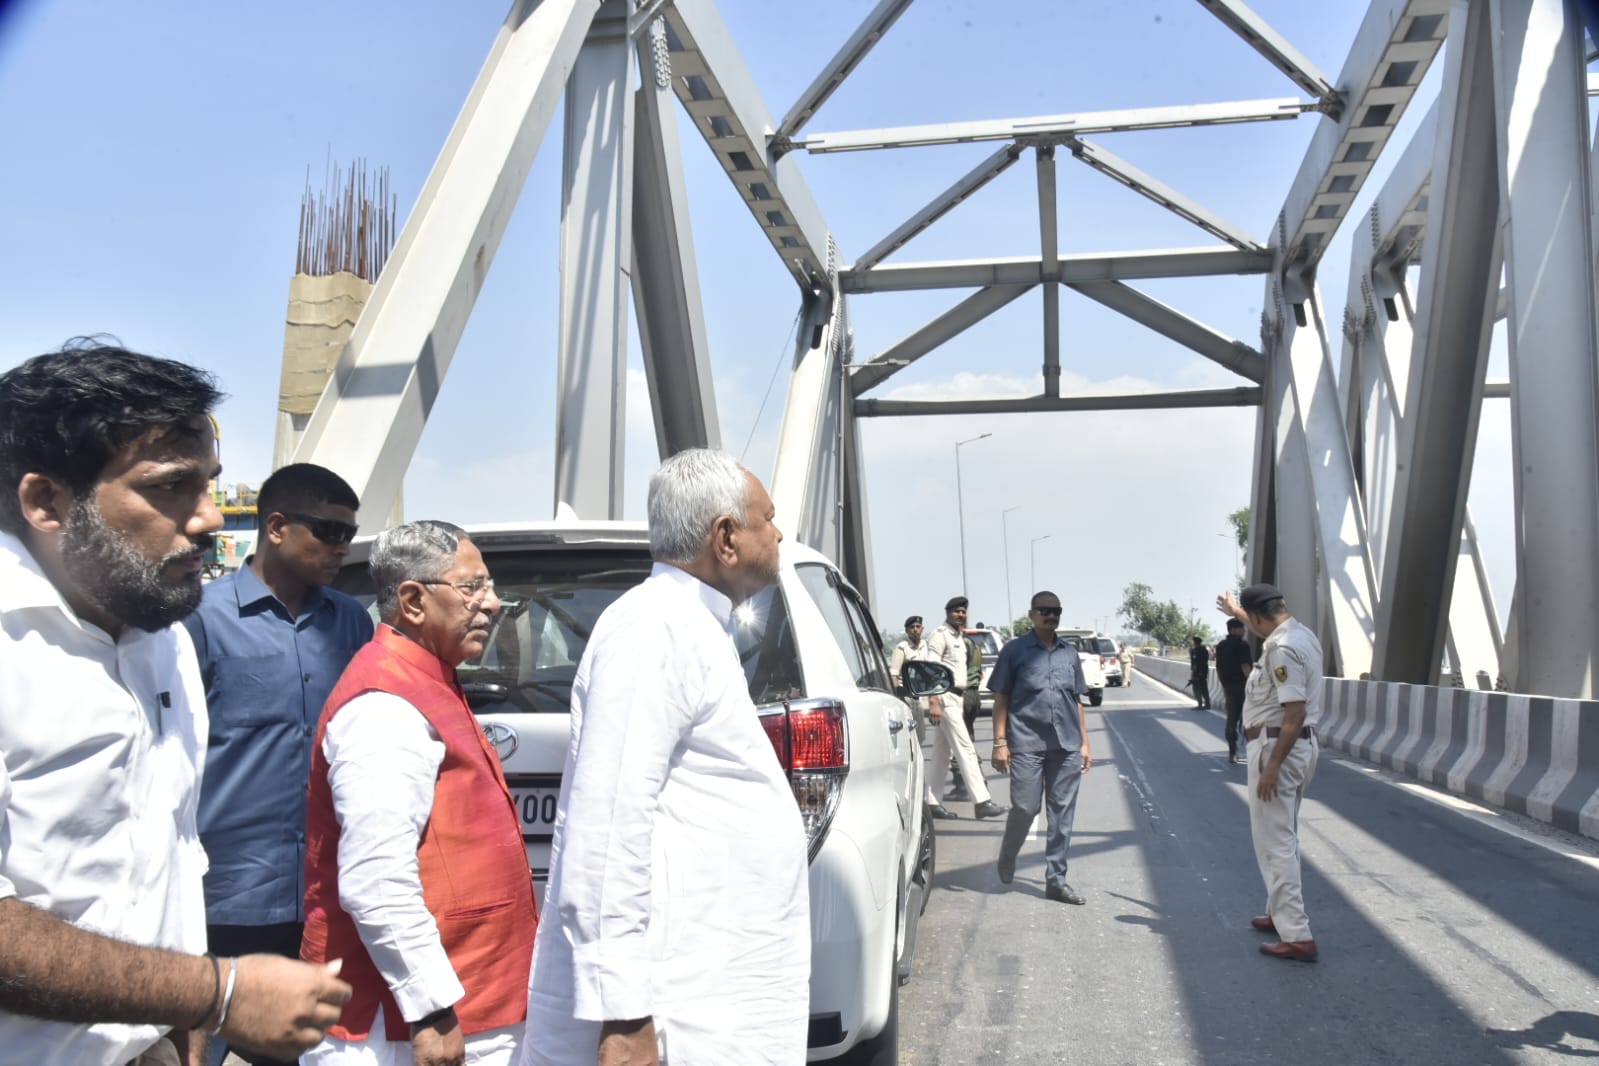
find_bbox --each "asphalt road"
[900,673,1599,1065]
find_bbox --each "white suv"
[337,523,944,1064]
[1058,628,1107,706]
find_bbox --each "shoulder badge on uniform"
[1274,665,1288,682]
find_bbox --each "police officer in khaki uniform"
[1216,583,1322,963]
[890,615,938,745]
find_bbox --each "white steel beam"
[555,5,634,520]
[854,387,1262,417]
[293,0,600,529]
[1068,280,1265,383]
[1066,137,1264,252]
[793,97,1313,153]
[662,0,835,290]
[1367,97,1439,272]
[1279,0,1450,269]
[1195,0,1338,101]
[853,144,1022,271]
[1037,146,1061,397]
[1268,276,1378,677]
[849,284,1033,397]
[631,18,720,457]
[1490,0,1599,698]
[1374,0,1501,684]
[841,246,1273,293]
[771,288,849,557]
[775,0,915,140]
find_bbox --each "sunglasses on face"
[1031,606,1062,617]
[283,512,359,546]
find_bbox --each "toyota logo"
[482,722,519,761]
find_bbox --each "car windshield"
[335,547,805,712]
[970,631,1002,657]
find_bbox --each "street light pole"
[1217,530,1240,583]
[1030,534,1051,594]
[954,432,992,599]
[1001,505,1021,628]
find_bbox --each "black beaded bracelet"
[190,953,221,1031]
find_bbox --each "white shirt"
[301,689,519,1065]
[0,532,209,1066]
[522,564,810,1066]
[925,622,968,692]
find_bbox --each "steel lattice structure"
[292,0,1599,699]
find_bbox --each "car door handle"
[888,718,905,733]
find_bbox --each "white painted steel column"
[555,2,635,519]
[631,18,720,457]
[1037,146,1061,397]
[292,0,601,527]
[1490,0,1599,697]
[1272,273,1378,678]
[1374,0,1501,683]
[772,286,848,557]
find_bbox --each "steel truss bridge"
[292,0,1599,701]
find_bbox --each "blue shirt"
[987,631,1088,753]
[184,563,373,925]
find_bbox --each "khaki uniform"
[924,622,992,806]
[1118,648,1134,686]
[1242,616,1322,942]
[890,637,938,745]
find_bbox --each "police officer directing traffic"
[1216,583,1322,963]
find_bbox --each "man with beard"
[524,449,809,1066]
[184,463,373,1066]
[300,520,538,1066]
[0,342,351,1065]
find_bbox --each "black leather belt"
[1244,725,1315,741]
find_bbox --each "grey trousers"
[999,747,1083,888]
[1247,734,1319,941]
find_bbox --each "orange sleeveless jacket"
[301,625,537,1041]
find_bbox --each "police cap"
[1238,583,1285,613]
[944,596,968,611]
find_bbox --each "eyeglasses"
[1031,606,1063,617]
[283,512,359,546]
[419,576,496,601]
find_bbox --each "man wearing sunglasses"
[987,590,1094,905]
[184,463,373,1065]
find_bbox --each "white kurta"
[522,564,810,1066]
[0,532,209,1066]
[301,691,520,1066]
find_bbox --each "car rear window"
[1094,638,1115,655]
[336,547,804,713]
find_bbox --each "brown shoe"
[1250,915,1276,933]
[1259,939,1318,962]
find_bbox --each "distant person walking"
[184,463,372,1066]
[988,591,1093,905]
[1216,584,1322,963]
[1118,642,1134,688]
[1214,618,1254,764]
[1189,634,1211,709]
[925,596,1007,821]
[523,449,809,1065]
[890,615,937,745]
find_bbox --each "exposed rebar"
[295,158,397,283]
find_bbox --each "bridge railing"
[1130,655,1599,843]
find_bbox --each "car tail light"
[759,698,849,861]
[1101,654,1116,667]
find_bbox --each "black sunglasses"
[282,512,359,546]
[1031,605,1063,617]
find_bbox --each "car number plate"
[510,782,561,840]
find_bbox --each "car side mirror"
[900,659,954,698]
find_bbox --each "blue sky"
[0,0,1516,640]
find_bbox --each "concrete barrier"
[1318,680,1599,841]
[1134,658,1599,841]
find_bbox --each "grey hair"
[647,448,749,564]
[370,520,468,620]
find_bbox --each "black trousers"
[1222,681,1247,753]
[205,922,305,1066]
[1192,672,1210,708]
